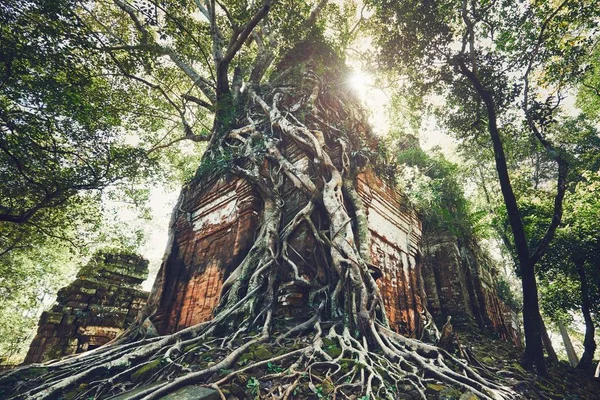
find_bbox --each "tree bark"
[576,260,596,370]
[539,314,558,362]
[520,260,547,374]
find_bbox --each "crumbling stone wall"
[421,234,520,344]
[149,177,262,334]
[24,252,149,364]
[149,165,428,337]
[356,169,425,336]
[146,139,516,342]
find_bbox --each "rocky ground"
[2,325,599,399]
[457,329,600,400]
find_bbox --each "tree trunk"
[457,60,548,375]
[576,260,596,370]
[558,320,579,367]
[539,314,558,362]
[520,260,547,373]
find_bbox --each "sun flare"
[348,70,373,94]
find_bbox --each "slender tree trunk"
[576,260,596,370]
[558,320,579,367]
[457,60,548,375]
[520,258,547,373]
[540,314,558,362]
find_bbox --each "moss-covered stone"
[427,383,446,392]
[252,345,273,361]
[24,250,150,364]
[324,344,342,358]
[131,358,162,382]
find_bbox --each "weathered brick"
[24,252,150,364]
[422,233,520,344]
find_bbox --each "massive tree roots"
[3,319,519,400]
[2,55,520,400]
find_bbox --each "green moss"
[427,383,446,392]
[237,351,255,366]
[183,343,200,353]
[440,387,463,399]
[131,358,162,382]
[61,391,76,400]
[508,362,527,376]
[338,358,358,374]
[481,356,495,364]
[324,344,342,358]
[253,345,273,361]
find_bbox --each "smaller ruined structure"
[24,251,149,364]
[422,234,520,344]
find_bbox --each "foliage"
[496,275,522,312]
[0,234,79,363]
[0,0,156,227]
[576,46,600,121]
[0,0,200,363]
[538,172,600,325]
[539,273,581,326]
[394,139,474,238]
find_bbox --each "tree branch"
[183,94,214,111]
[222,1,272,64]
[528,158,567,265]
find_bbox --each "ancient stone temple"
[147,154,430,338]
[24,252,149,364]
[147,162,518,343]
[422,234,520,344]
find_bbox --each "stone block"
[44,312,64,325]
[54,325,75,337]
[24,251,150,364]
[65,301,89,309]
[79,287,98,295]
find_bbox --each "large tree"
[0,0,191,361]
[0,0,157,227]
[369,0,599,375]
[2,1,520,399]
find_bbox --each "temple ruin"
[422,234,520,344]
[146,162,519,342]
[26,152,519,364]
[147,168,427,337]
[24,252,149,364]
